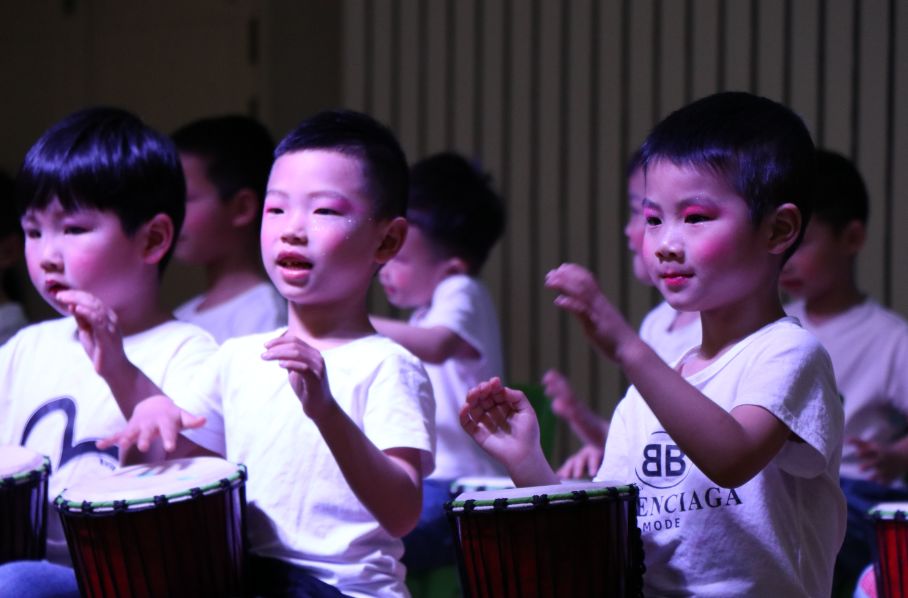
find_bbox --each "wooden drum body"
[870,502,908,598]
[55,457,247,598]
[0,445,50,564]
[447,482,644,598]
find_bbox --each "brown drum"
[55,457,247,598]
[869,502,908,598]
[447,481,644,598]
[0,445,50,564]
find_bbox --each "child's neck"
[803,282,864,325]
[200,255,267,311]
[116,300,172,337]
[286,300,374,351]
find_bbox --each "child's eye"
[314,207,340,216]
[685,214,711,224]
[265,207,284,215]
[63,226,89,235]
[23,228,40,239]
[645,216,661,226]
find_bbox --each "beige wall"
[342,0,908,459]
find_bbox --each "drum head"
[450,476,515,495]
[869,502,908,520]
[450,481,633,511]
[56,457,245,512]
[0,445,46,478]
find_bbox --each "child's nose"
[654,226,683,261]
[38,241,63,272]
[280,213,308,244]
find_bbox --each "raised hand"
[262,332,335,420]
[556,444,604,480]
[849,437,908,485]
[56,289,126,377]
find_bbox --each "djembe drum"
[447,481,644,598]
[55,457,247,598]
[449,476,515,497]
[0,445,50,563]
[869,502,908,598]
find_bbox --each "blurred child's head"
[623,149,649,285]
[379,153,505,309]
[639,92,811,313]
[0,171,24,302]
[780,149,868,302]
[16,107,184,313]
[262,109,408,309]
[172,115,274,265]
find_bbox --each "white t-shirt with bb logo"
[596,317,846,597]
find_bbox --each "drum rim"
[0,455,51,487]
[447,483,638,510]
[869,503,908,520]
[53,463,247,514]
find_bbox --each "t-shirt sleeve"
[417,276,488,359]
[363,352,436,477]
[173,344,228,456]
[734,330,843,478]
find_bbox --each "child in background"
[372,152,506,572]
[172,115,286,342]
[0,107,218,596]
[0,170,28,343]
[780,149,908,594]
[102,109,435,598]
[544,152,700,479]
[460,92,846,596]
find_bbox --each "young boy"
[371,152,506,572]
[780,149,908,592]
[171,115,287,342]
[460,92,846,596]
[0,170,28,343]
[0,107,218,594]
[101,109,436,598]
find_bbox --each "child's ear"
[375,217,408,264]
[767,203,802,255]
[841,219,866,255]
[227,188,260,228]
[140,214,175,265]
[444,256,469,276]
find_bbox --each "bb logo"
[635,430,692,489]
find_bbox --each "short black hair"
[172,115,274,207]
[407,152,505,275]
[16,106,185,271]
[640,91,816,257]
[275,109,408,220]
[813,149,869,232]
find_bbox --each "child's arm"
[263,332,423,537]
[546,263,791,488]
[459,377,560,487]
[849,436,908,485]
[371,316,479,364]
[57,290,164,418]
[542,368,609,447]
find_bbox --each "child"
[780,149,908,593]
[0,170,28,343]
[371,152,506,572]
[171,115,287,342]
[101,109,436,598]
[460,92,846,596]
[0,107,218,595]
[545,151,701,479]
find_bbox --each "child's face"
[21,198,147,315]
[261,150,394,309]
[642,161,775,314]
[624,166,650,285]
[174,153,233,265]
[780,219,854,302]
[379,227,451,309]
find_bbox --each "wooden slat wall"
[342,0,907,461]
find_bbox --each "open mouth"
[277,256,313,270]
[45,281,69,297]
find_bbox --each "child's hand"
[556,444,604,480]
[56,289,127,377]
[262,332,335,420]
[97,394,206,454]
[541,368,578,419]
[849,437,908,485]
[545,263,637,361]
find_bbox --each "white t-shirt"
[638,301,702,363]
[0,302,28,345]
[0,317,218,565]
[175,281,287,344]
[786,298,908,482]
[410,274,506,480]
[596,317,845,597]
[179,332,435,598]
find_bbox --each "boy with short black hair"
[781,149,908,593]
[171,115,286,342]
[372,152,507,571]
[461,92,846,596]
[0,107,218,595]
[104,109,435,598]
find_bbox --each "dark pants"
[402,478,457,573]
[248,555,350,598]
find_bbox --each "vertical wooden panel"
[452,0,476,153]
[756,0,785,101]
[397,0,421,159]
[659,0,687,116]
[691,0,720,100]
[822,0,854,153]
[424,1,448,154]
[891,2,908,313]
[722,0,754,91]
[789,0,820,134]
[370,0,394,125]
